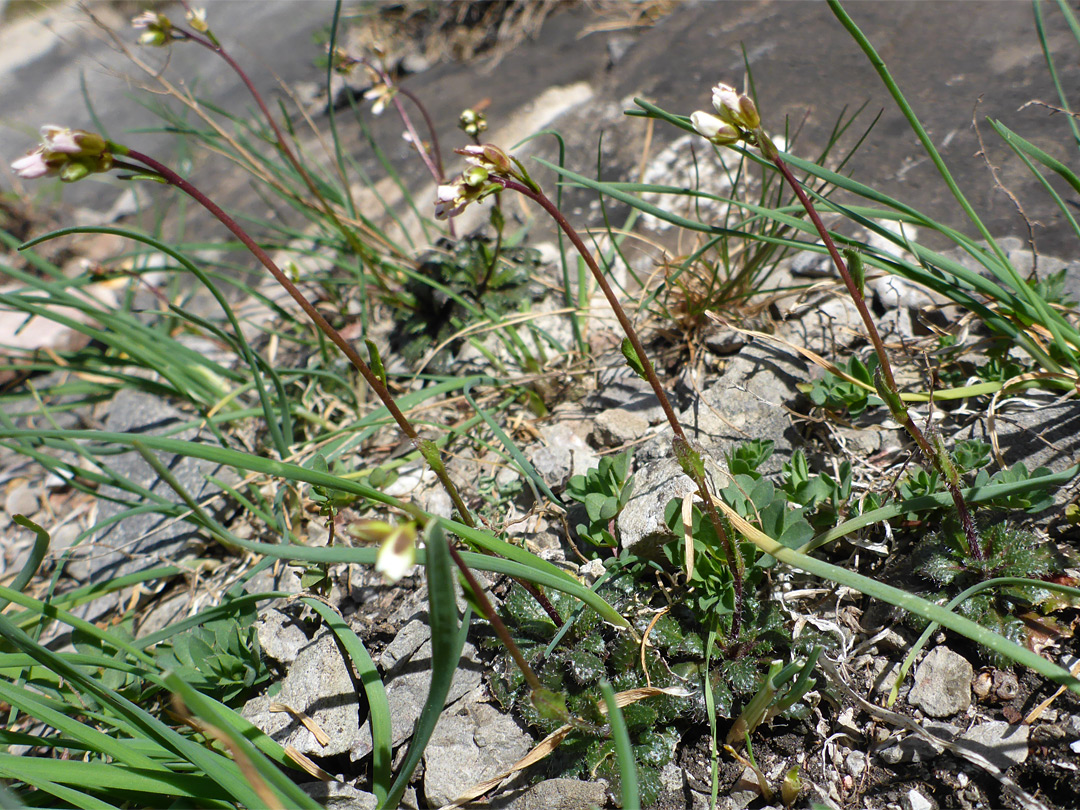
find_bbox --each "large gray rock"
[76,389,235,586]
[352,636,483,761]
[300,782,379,810]
[242,628,361,758]
[617,456,700,556]
[423,700,532,808]
[488,777,608,810]
[908,646,973,718]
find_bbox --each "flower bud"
[690,111,740,145]
[59,160,91,183]
[738,95,760,130]
[711,84,743,126]
[711,82,759,131]
[185,8,209,33]
[458,108,488,137]
[463,165,489,187]
[132,11,174,46]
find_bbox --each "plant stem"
[768,154,981,558]
[122,147,478,530]
[497,177,745,640]
[175,23,373,262]
[397,86,445,181]
[446,541,543,692]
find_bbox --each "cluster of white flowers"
[11,126,114,183]
[131,8,209,46]
[434,144,513,220]
[690,83,761,146]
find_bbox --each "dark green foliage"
[1028,268,1076,308]
[900,459,1057,517]
[912,519,1059,666]
[389,235,541,369]
[780,450,853,531]
[566,449,635,548]
[150,612,271,704]
[807,355,882,416]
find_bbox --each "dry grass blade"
[284,745,336,782]
[640,606,670,689]
[269,702,331,747]
[440,686,687,809]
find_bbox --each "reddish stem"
[496,176,745,640]
[122,147,477,529]
[769,154,981,558]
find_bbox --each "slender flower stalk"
[432,142,746,640]
[768,154,981,557]
[112,146,477,529]
[140,5,374,264]
[688,81,982,559]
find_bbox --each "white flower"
[710,83,760,131]
[11,152,53,179]
[374,526,416,583]
[40,126,106,156]
[40,125,80,154]
[363,83,395,116]
[434,184,467,220]
[185,8,209,33]
[690,111,739,145]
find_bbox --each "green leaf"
[383,524,470,809]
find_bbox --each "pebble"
[845,749,868,777]
[904,788,934,810]
[5,483,40,517]
[908,646,973,717]
[959,721,1029,770]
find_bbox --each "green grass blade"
[2,517,49,609]
[727,508,1080,694]
[0,427,627,627]
[164,672,322,810]
[302,597,391,804]
[383,523,471,809]
[0,754,228,801]
[600,680,639,810]
[804,463,1080,551]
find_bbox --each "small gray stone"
[903,788,934,810]
[531,424,598,491]
[255,608,309,665]
[908,646,972,717]
[488,778,608,810]
[592,407,648,448]
[4,483,39,517]
[379,618,431,672]
[577,558,606,584]
[423,701,532,808]
[845,749,868,777]
[958,721,1029,770]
